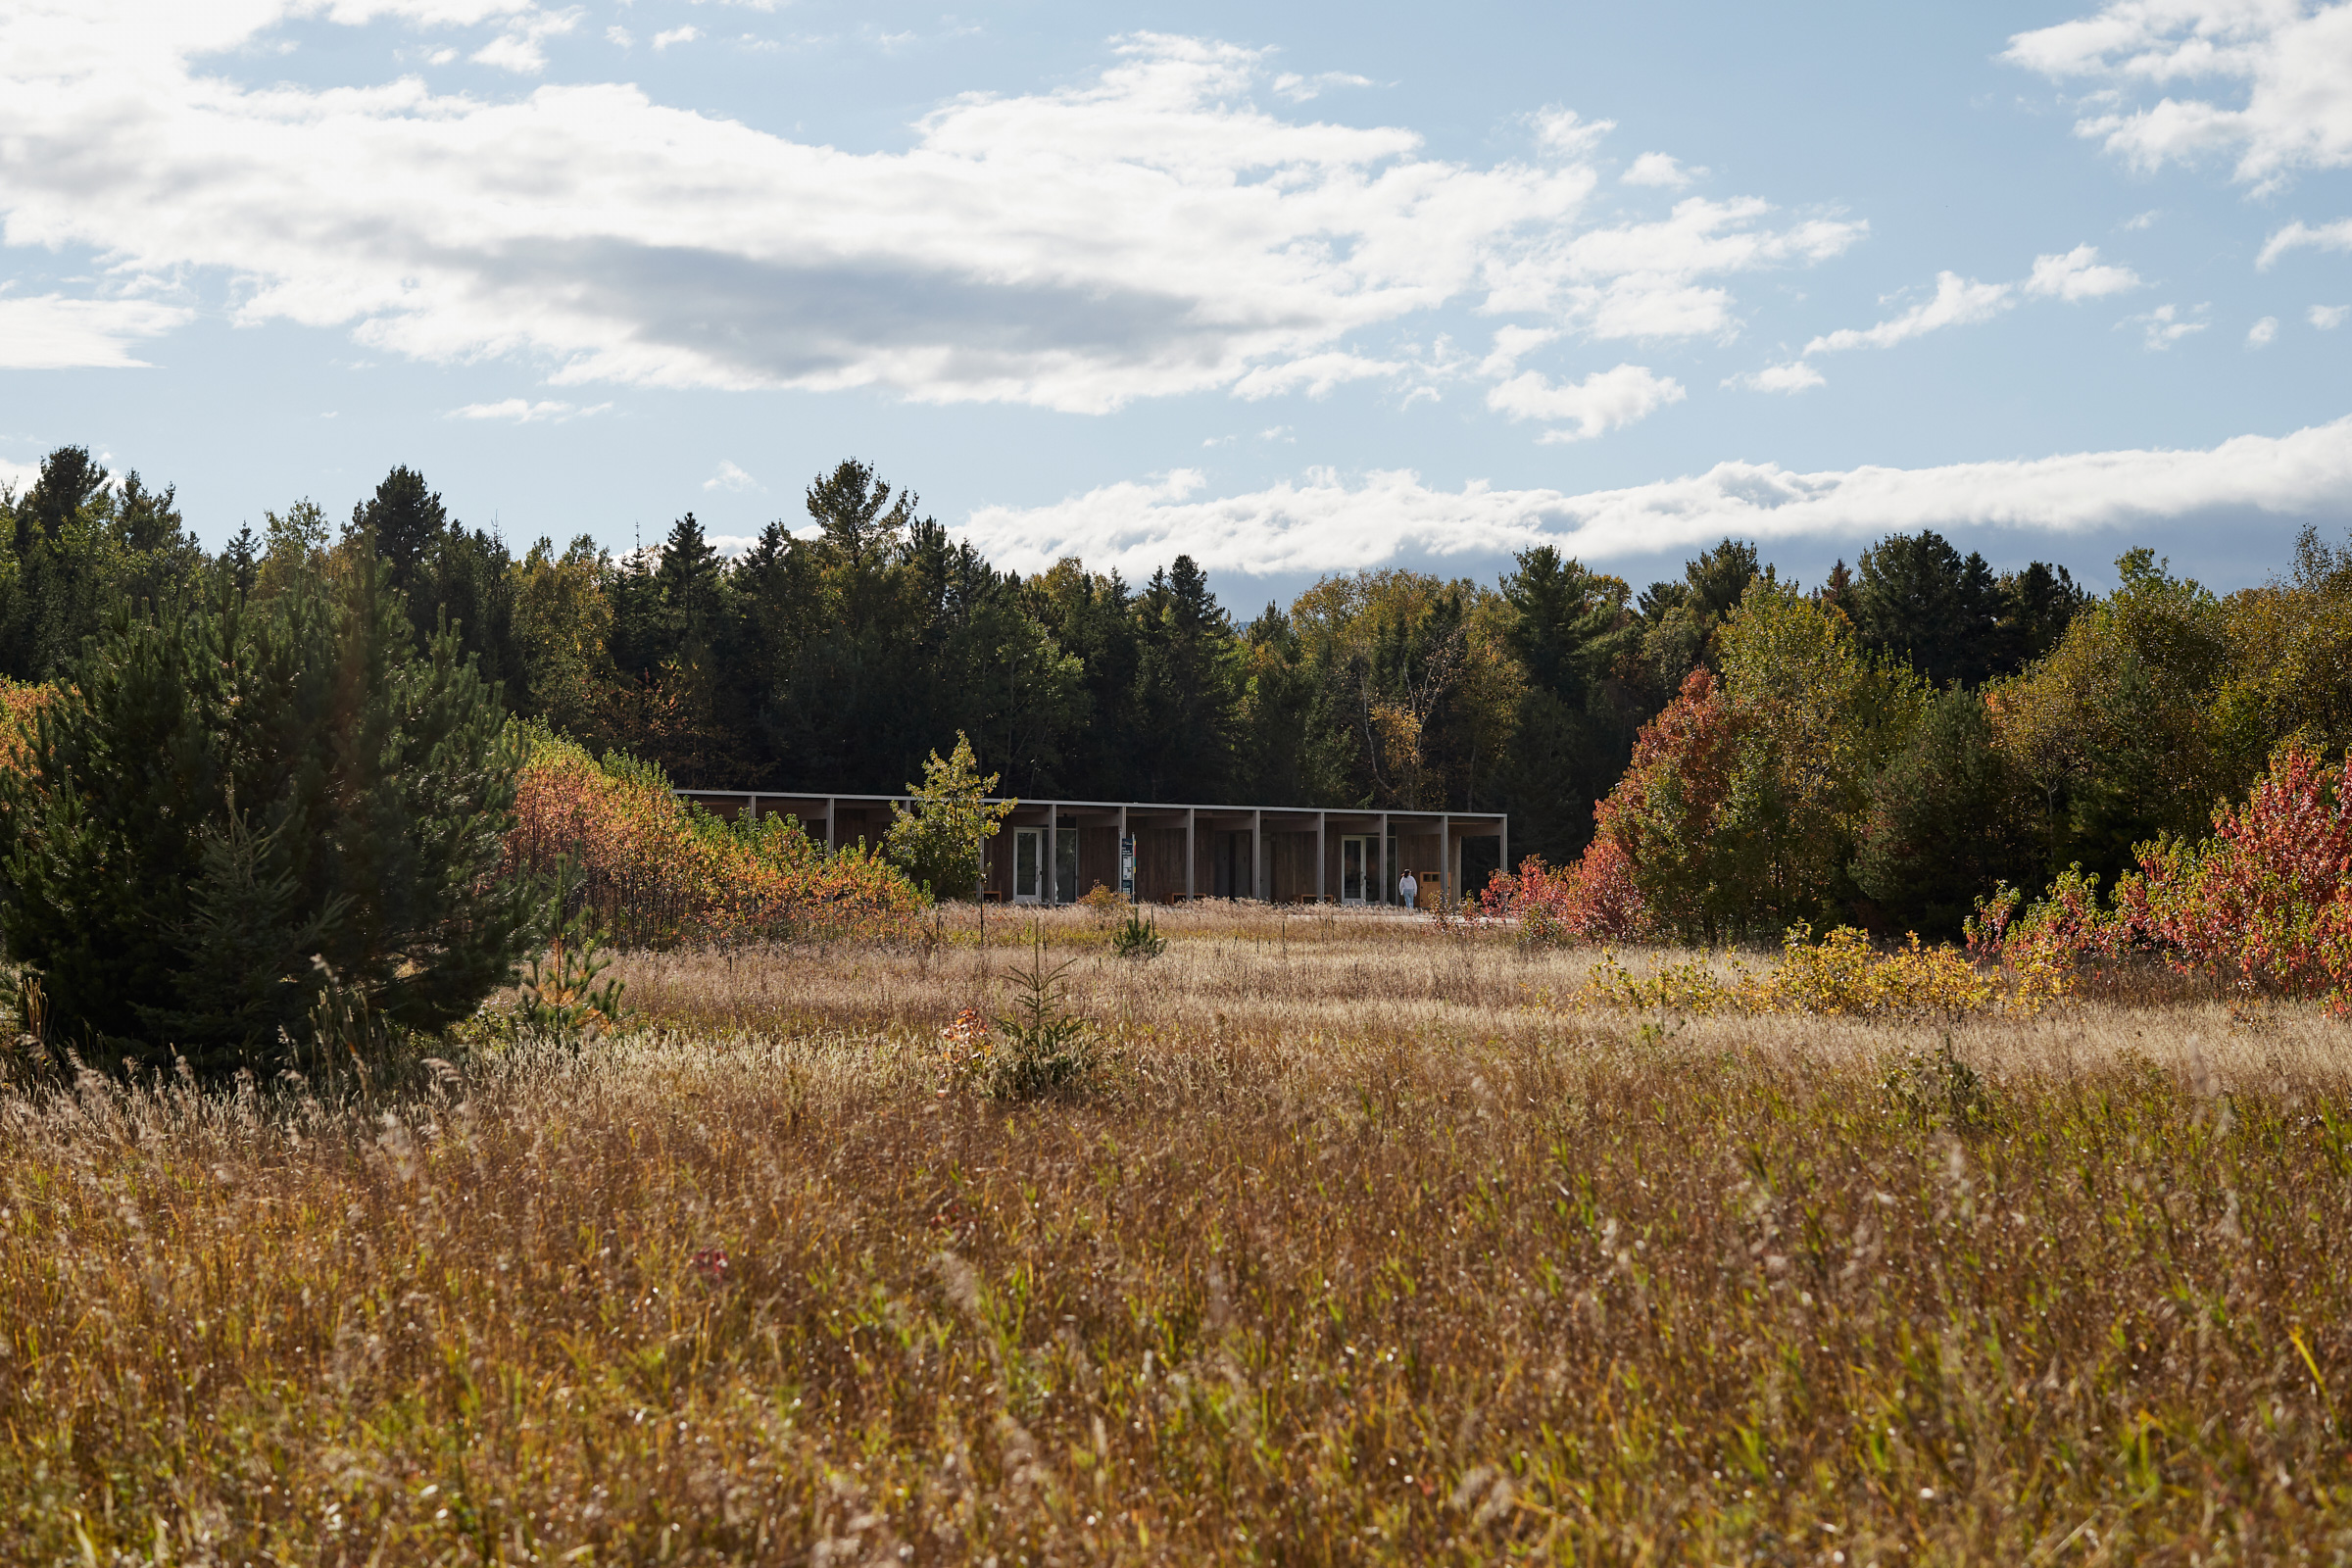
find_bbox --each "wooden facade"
[674,791,1508,907]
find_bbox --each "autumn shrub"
[1965,865,2117,1011]
[1588,923,1994,1020]
[2115,746,2352,1011]
[1752,923,1994,1019]
[505,726,920,946]
[1478,836,1649,946]
[1583,950,1742,1014]
[0,678,48,775]
[1959,748,2352,1014]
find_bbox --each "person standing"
[1398,868,1419,908]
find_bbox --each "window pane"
[1015,831,1039,896]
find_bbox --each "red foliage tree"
[2116,746,2352,1006]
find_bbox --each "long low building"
[674,790,1508,906]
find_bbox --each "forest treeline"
[8,442,2348,938]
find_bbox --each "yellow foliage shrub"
[1586,924,1996,1020]
[1583,952,1744,1016]
[1750,924,1994,1020]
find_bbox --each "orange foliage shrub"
[1970,747,2352,1013]
[0,679,52,776]
[1478,836,1649,944]
[2118,746,2352,1008]
[505,728,921,946]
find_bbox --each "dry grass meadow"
[7,902,2352,1563]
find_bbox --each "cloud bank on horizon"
[963,416,2352,578]
[0,0,2349,580]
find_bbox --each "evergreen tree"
[1851,529,2003,687]
[1634,539,1772,700]
[1131,556,1241,800]
[1992,561,2086,673]
[351,466,447,600]
[805,459,915,567]
[1237,603,1354,806]
[0,556,535,1074]
[1852,687,2039,939]
[1495,547,1642,863]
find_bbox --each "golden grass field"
[6,902,2351,1564]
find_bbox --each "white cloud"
[2025,243,2141,300]
[1230,353,1401,401]
[472,7,580,74]
[1270,70,1373,103]
[2126,302,2209,349]
[1728,360,1825,393]
[2006,1,2352,188]
[704,459,758,492]
[1483,363,1686,442]
[2261,216,2352,266]
[2125,209,2160,229]
[0,454,42,493]
[606,24,630,47]
[448,396,608,420]
[959,416,2352,577]
[0,19,1856,413]
[2311,302,2350,328]
[1530,107,1614,158]
[2248,314,2278,345]
[1806,271,2015,355]
[1483,195,1862,337]
[1477,324,1559,377]
[653,25,700,50]
[0,293,194,368]
[1622,151,1702,188]
[1795,245,2140,364]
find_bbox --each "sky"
[3,0,2351,609]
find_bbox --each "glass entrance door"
[1013,827,1042,903]
[1341,836,1373,903]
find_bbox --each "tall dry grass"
[4,905,2350,1562]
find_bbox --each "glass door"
[1013,827,1042,902]
[1341,836,1369,903]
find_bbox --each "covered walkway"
[674,790,1507,906]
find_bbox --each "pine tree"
[0,554,536,1075]
[351,466,448,600]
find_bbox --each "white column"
[1185,808,1196,902]
[1379,812,1391,906]
[1251,808,1263,901]
[1047,802,1058,906]
[1441,812,1451,905]
[826,797,837,853]
[1499,815,1509,881]
[1118,805,1129,901]
[1315,811,1326,903]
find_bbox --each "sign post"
[1119,835,1136,902]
